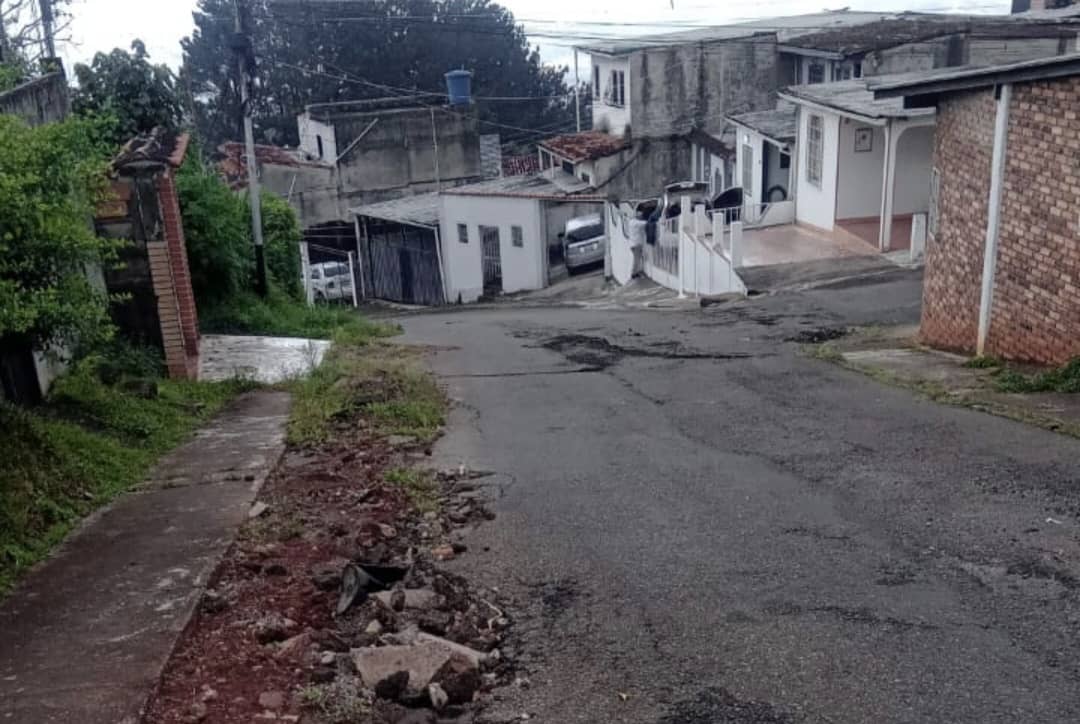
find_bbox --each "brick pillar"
[156,169,200,378]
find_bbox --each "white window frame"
[806,114,824,188]
[607,69,625,107]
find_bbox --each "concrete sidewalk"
[0,391,291,724]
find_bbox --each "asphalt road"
[399,270,1080,724]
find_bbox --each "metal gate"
[480,225,502,292]
[367,224,444,306]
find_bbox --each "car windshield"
[566,224,603,243]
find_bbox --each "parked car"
[562,215,606,272]
[309,261,354,302]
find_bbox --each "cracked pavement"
[397,269,1080,723]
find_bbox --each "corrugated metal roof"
[869,52,1080,98]
[782,77,936,121]
[352,192,441,227]
[443,172,601,200]
[575,11,893,55]
[727,106,798,144]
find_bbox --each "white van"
[309,261,354,302]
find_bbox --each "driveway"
[398,269,1080,723]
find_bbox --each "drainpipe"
[977,83,1012,357]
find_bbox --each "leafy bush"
[0,352,253,593]
[177,154,253,303]
[261,192,303,299]
[0,114,118,351]
[73,40,184,147]
[200,290,390,340]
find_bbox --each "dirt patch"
[539,334,754,370]
[143,426,511,723]
[658,687,792,724]
[785,327,848,344]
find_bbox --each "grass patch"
[288,331,446,447]
[0,348,254,594]
[965,355,1003,370]
[200,290,394,341]
[994,358,1080,394]
[299,677,371,723]
[804,343,844,363]
[385,467,440,513]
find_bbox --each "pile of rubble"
[144,433,513,724]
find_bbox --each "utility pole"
[38,0,56,59]
[234,0,268,297]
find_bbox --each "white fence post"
[677,195,690,299]
[347,250,359,308]
[300,241,314,306]
[731,222,744,269]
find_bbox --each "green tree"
[72,40,184,147]
[176,155,252,303]
[0,115,118,351]
[260,192,303,299]
[181,0,577,148]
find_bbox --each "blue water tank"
[445,70,473,106]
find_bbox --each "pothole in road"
[539,334,756,370]
[785,327,849,344]
[658,687,792,724]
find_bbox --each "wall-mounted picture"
[854,127,873,153]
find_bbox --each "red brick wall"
[156,169,200,376]
[919,88,996,354]
[987,77,1080,364]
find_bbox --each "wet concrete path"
[0,391,291,724]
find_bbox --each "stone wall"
[920,88,995,355]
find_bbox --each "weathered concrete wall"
[332,106,483,207]
[260,162,342,228]
[599,137,694,200]
[0,72,69,126]
[631,36,778,139]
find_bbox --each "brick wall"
[921,78,1080,365]
[987,77,1080,364]
[156,169,200,377]
[919,88,996,354]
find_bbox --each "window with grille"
[511,225,524,248]
[608,70,626,107]
[806,114,824,188]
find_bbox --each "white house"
[726,106,798,227]
[352,174,602,306]
[778,77,936,251]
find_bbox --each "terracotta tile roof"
[217,142,330,189]
[113,128,190,169]
[539,131,631,163]
[502,154,540,177]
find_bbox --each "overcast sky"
[59,0,1013,74]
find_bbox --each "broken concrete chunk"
[432,654,481,705]
[432,544,456,561]
[248,502,270,519]
[427,682,449,711]
[275,632,312,661]
[257,690,285,710]
[352,634,484,695]
[252,613,297,644]
[373,589,440,612]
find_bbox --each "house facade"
[873,54,1080,365]
[353,175,601,305]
